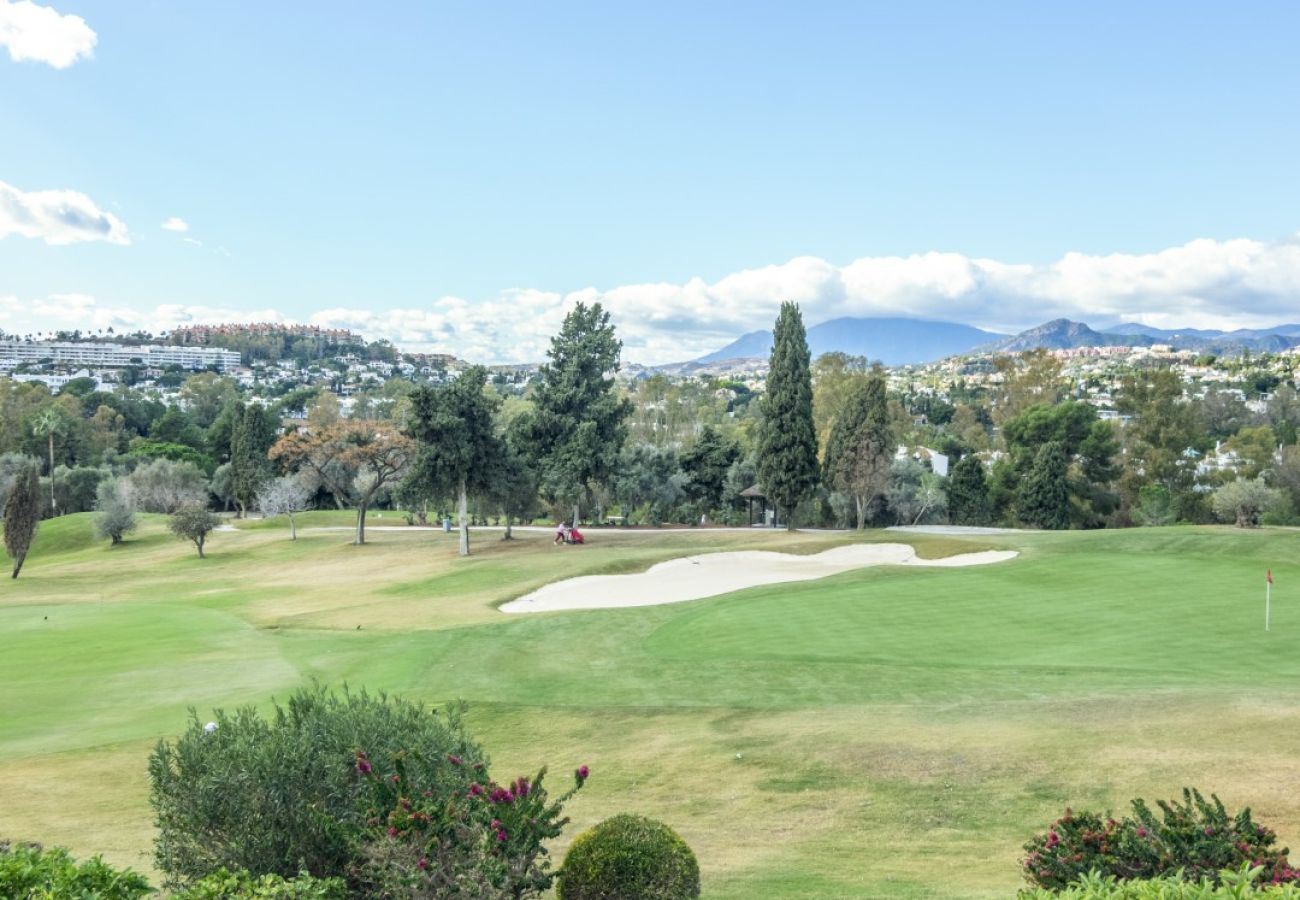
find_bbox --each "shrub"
[0,840,153,899]
[355,758,590,898]
[1018,865,1300,898]
[171,868,345,898]
[149,684,586,897]
[150,685,483,888]
[1023,789,1298,890]
[557,814,700,900]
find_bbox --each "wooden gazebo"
[739,484,769,527]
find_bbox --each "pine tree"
[521,302,632,525]
[1018,441,1071,530]
[4,460,42,578]
[947,455,992,526]
[756,302,819,529]
[680,426,740,516]
[822,368,894,529]
[404,366,502,556]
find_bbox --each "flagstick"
[1266,581,1271,632]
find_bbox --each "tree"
[811,351,870,453]
[614,444,689,526]
[521,302,632,525]
[169,504,220,558]
[947,455,991,526]
[822,369,895,529]
[755,302,819,529]
[1018,441,1071,530]
[257,475,312,540]
[230,403,277,517]
[30,406,66,514]
[1211,477,1283,528]
[3,459,41,577]
[679,426,740,518]
[885,458,948,526]
[129,458,210,513]
[270,421,414,545]
[404,367,502,556]
[93,477,138,545]
[487,420,540,540]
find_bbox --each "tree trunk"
[458,479,470,557]
[355,504,367,545]
[112,534,121,546]
[572,502,580,528]
[11,552,25,578]
[47,432,56,515]
[289,514,297,541]
[855,494,867,530]
[503,515,513,540]
[196,535,205,559]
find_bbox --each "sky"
[3,1,1300,364]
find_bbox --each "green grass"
[3,517,1299,897]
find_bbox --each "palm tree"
[31,408,65,514]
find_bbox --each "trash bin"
[442,517,452,532]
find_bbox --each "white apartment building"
[0,339,242,373]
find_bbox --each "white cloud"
[0,0,95,69]
[9,232,1300,363]
[161,217,189,232]
[0,180,129,245]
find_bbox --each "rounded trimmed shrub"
[557,814,700,900]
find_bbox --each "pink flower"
[356,758,372,775]
[576,765,590,781]
[447,754,462,766]
[417,857,429,871]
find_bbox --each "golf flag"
[1268,569,1274,585]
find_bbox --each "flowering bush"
[150,684,588,897]
[1024,789,1298,890]
[0,840,153,899]
[354,753,589,898]
[1018,864,1300,898]
[557,814,700,900]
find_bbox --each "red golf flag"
[1267,570,1273,585]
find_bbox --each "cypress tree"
[756,302,819,529]
[947,455,992,526]
[4,460,41,578]
[822,368,894,529]
[1019,441,1071,530]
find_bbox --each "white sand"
[499,543,1018,613]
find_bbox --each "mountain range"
[683,316,1300,368]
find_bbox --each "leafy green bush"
[149,684,484,888]
[557,814,700,900]
[1019,865,1300,898]
[0,840,153,899]
[171,868,345,898]
[150,684,588,897]
[1023,789,1298,890]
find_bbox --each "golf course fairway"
[2,513,1298,898]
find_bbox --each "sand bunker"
[499,543,1017,614]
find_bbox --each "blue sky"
[3,1,1300,362]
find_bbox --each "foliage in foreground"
[1019,865,1300,898]
[0,840,152,899]
[557,814,700,900]
[1024,789,1298,890]
[149,685,586,897]
[171,867,345,898]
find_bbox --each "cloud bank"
[0,180,129,245]
[161,217,189,232]
[0,0,95,68]
[6,232,1300,364]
